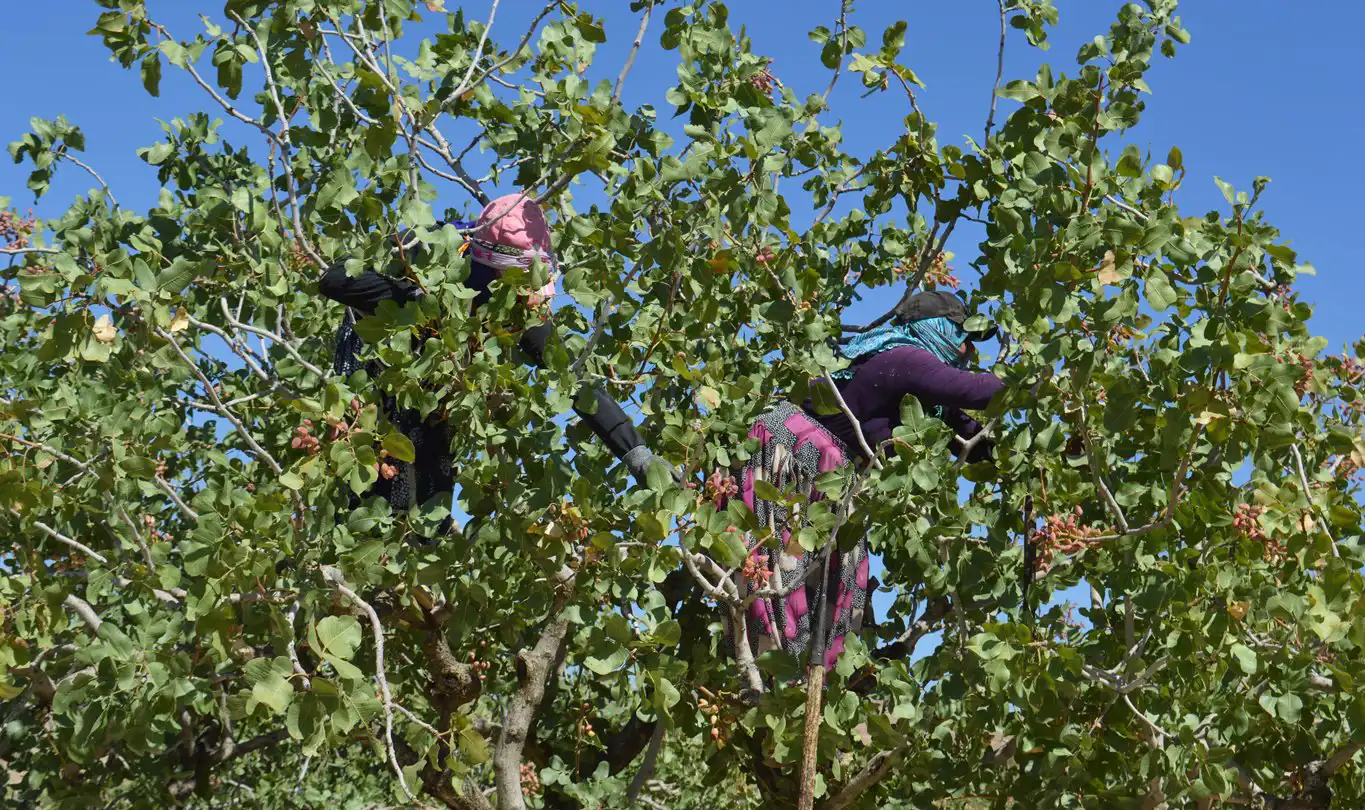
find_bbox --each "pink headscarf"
[468,193,558,308]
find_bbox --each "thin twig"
[230,12,326,269]
[150,26,264,129]
[321,566,413,801]
[57,152,119,207]
[0,246,60,256]
[156,327,283,475]
[155,477,201,522]
[30,518,110,565]
[218,298,325,379]
[393,703,443,740]
[285,598,311,689]
[1078,397,1128,533]
[812,165,868,225]
[1122,694,1169,745]
[458,1,561,96]
[186,314,271,382]
[983,0,1007,143]
[821,1,851,103]
[451,0,502,98]
[613,2,654,105]
[0,432,91,472]
[1292,443,1338,557]
[823,372,881,469]
[117,507,156,568]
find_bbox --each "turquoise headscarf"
[833,316,969,380]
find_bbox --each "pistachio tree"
[2,1,1363,809]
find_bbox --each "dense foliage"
[2,1,1363,808]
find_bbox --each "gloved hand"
[623,445,681,484]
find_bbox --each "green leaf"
[279,471,304,490]
[752,479,783,502]
[156,257,195,294]
[1144,272,1179,311]
[251,669,295,715]
[651,672,681,712]
[810,380,843,416]
[142,142,175,166]
[458,724,491,764]
[381,431,416,464]
[585,646,629,676]
[1229,643,1257,675]
[1214,176,1235,203]
[141,52,162,97]
[97,623,135,660]
[998,80,1040,102]
[312,616,362,661]
[119,457,157,479]
[1276,693,1303,724]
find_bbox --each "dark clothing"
[320,259,647,507]
[812,345,1004,463]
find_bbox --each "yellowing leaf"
[92,314,117,344]
[696,385,721,410]
[169,306,189,333]
[1195,409,1227,425]
[424,0,446,10]
[1227,601,1249,620]
[1095,250,1122,286]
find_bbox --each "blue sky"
[4,3,1362,646]
[4,2,1361,348]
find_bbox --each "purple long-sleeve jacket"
[811,345,1005,463]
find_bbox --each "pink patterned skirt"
[726,401,869,674]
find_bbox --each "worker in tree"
[320,193,671,536]
[725,290,1005,676]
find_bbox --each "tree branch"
[156,327,284,476]
[625,722,665,806]
[983,0,1007,143]
[63,593,103,633]
[823,371,882,470]
[451,0,502,99]
[320,565,413,801]
[821,1,852,103]
[613,2,655,105]
[1291,443,1338,557]
[814,744,906,810]
[30,518,110,565]
[457,1,562,98]
[155,476,201,522]
[493,566,577,810]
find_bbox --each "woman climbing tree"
[319,193,672,537]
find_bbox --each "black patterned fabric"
[332,309,453,533]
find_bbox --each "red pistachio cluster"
[698,694,737,745]
[705,470,738,504]
[1031,507,1106,575]
[741,550,771,588]
[750,59,778,94]
[291,419,321,455]
[923,252,961,290]
[1234,503,1286,563]
[519,763,540,798]
[466,648,492,683]
[0,209,37,250]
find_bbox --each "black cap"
[892,290,998,341]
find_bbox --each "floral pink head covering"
[468,193,558,308]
